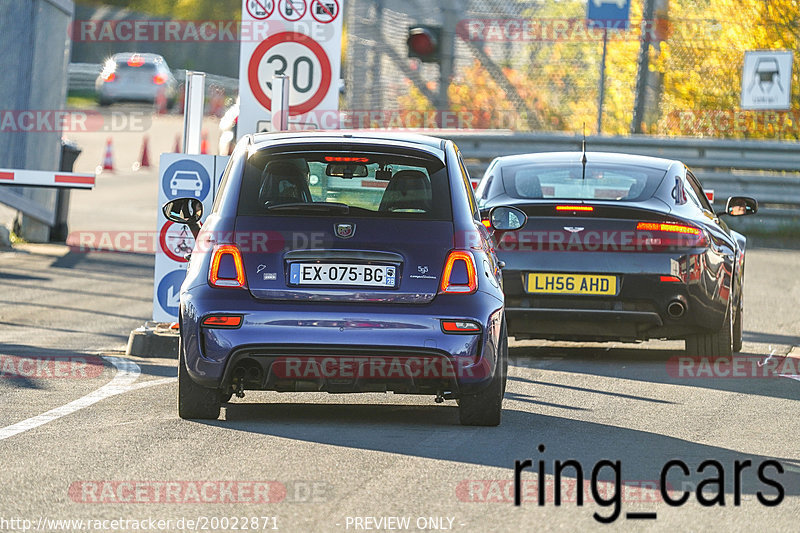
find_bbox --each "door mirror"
[723,196,758,217]
[162,198,203,224]
[489,206,527,231]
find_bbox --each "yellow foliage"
[396,0,800,139]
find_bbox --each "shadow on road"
[507,344,800,402]
[0,343,109,389]
[211,401,800,498]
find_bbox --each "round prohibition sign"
[159,220,194,263]
[247,32,332,115]
[246,0,275,20]
[310,0,339,23]
[279,0,307,22]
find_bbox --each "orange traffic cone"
[200,131,209,154]
[155,88,167,115]
[177,84,185,114]
[138,135,150,168]
[173,134,181,153]
[102,138,114,172]
[210,88,225,117]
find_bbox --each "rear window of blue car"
[237,147,452,220]
[501,163,667,202]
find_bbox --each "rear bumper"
[502,254,731,341]
[506,308,664,340]
[218,344,472,397]
[96,83,175,102]
[180,284,504,396]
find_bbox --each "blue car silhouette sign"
[587,0,630,29]
[162,159,210,201]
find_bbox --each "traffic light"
[407,25,441,63]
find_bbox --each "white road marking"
[0,356,176,441]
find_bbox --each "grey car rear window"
[501,163,667,202]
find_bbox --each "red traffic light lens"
[408,31,436,56]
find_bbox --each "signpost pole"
[437,0,458,127]
[271,75,290,132]
[183,71,206,155]
[596,28,608,134]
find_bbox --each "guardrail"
[449,132,800,231]
[68,63,239,95]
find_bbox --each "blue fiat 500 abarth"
[163,132,525,426]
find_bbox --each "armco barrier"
[448,132,800,230]
[68,63,239,95]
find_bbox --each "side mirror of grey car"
[489,206,527,231]
[162,197,203,238]
[722,196,758,217]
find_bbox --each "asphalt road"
[1,130,799,531]
[0,239,798,532]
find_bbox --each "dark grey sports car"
[475,151,758,355]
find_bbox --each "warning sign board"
[238,0,343,135]
[741,50,793,110]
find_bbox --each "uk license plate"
[289,263,396,288]
[526,273,617,295]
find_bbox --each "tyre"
[684,302,733,357]
[458,320,507,426]
[178,339,221,420]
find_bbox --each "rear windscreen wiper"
[265,202,350,213]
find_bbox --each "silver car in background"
[95,53,177,107]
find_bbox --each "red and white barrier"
[0,168,95,189]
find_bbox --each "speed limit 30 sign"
[238,0,343,134]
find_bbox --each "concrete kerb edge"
[126,321,179,358]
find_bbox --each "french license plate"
[289,263,396,288]
[526,273,617,295]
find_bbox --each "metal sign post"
[182,71,206,154]
[271,75,290,132]
[597,29,608,134]
[587,0,631,134]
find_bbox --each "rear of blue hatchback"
[171,134,513,425]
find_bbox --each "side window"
[682,176,703,209]
[457,151,480,220]
[211,158,233,213]
[475,161,496,205]
[686,172,714,213]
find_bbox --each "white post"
[183,71,206,154]
[271,75,290,132]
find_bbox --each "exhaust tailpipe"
[246,367,262,382]
[667,300,686,319]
